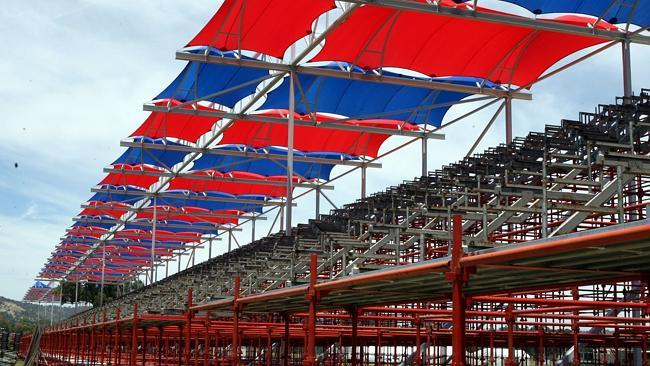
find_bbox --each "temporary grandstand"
[20,0,650,365]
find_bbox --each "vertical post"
[537,328,544,366]
[142,328,147,366]
[315,186,321,218]
[151,196,157,284]
[415,316,422,366]
[251,218,256,243]
[204,314,211,366]
[286,71,295,236]
[351,308,359,366]
[208,237,213,259]
[91,314,97,365]
[185,288,193,366]
[266,327,272,366]
[505,96,513,144]
[449,214,466,366]
[100,242,106,307]
[131,303,138,366]
[421,136,428,176]
[114,308,121,366]
[228,229,232,253]
[304,254,318,366]
[622,39,632,97]
[572,287,580,366]
[232,276,241,366]
[101,311,107,366]
[361,165,367,199]
[283,315,290,366]
[75,281,79,308]
[157,326,163,366]
[506,303,515,366]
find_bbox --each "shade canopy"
[261,67,502,125]
[187,0,336,59]
[220,110,421,157]
[131,100,221,142]
[156,51,271,108]
[312,4,613,86]
[469,0,650,27]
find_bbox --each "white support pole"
[361,165,367,199]
[251,218,256,243]
[74,280,79,308]
[505,96,513,144]
[421,137,428,176]
[100,242,106,307]
[151,196,157,284]
[208,238,213,259]
[228,229,232,253]
[315,186,321,218]
[286,71,296,236]
[622,39,633,97]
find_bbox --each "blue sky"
[1,1,649,301]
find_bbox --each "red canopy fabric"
[168,170,300,197]
[99,164,163,189]
[131,100,220,142]
[67,226,106,238]
[220,111,420,157]
[187,0,336,59]
[136,206,240,225]
[114,229,202,243]
[313,3,614,86]
[80,201,131,219]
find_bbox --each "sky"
[1,1,649,301]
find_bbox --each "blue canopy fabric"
[466,0,650,26]
[33,281,49,288]
[89,185,147,204]
[261,64,504,126]
[107,238,185,247]
[113,137,189,169]
[192,145,351,180]
[157,190,266,213]
[156,49,270,108]
[124,219,220,234]
[74,216,116,230]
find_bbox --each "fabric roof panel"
[313,5,609,86]
[187,0,336,58]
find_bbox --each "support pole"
[361,165,367,199]
[283,315,290,366]
[304,254,318,366]
[506,304,516,366]
[622,39,633,97]
[415,316,422,366]
[151,196,157,284]
[131,303,138,366]
[286,71,295,236]
[421,136,428,176]
[100,242,106,307]
[185,288,193,366]
[448,214,466,366]
[114,308,121,366]
[505,96,513,144]
[315,186,321,218]
[252,218,256,243]
[232,276,241,366]
[351,308,359,366]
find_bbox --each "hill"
[0,296,88,333]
